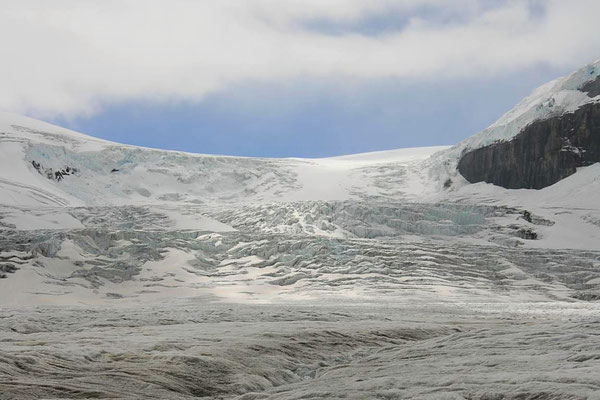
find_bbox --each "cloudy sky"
[2,0,599,156]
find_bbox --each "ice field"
[1,62,600,399]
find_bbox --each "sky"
[1,0,599,157]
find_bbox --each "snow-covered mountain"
[2,62,600,399]
[1,65,599,243]
[436,60,600,189]
[458,60,600,153]
[4,60,600,212]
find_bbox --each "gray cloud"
[1,0,599,117]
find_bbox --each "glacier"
[1,63,600,399]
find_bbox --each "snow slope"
[0,96,599,243]
[0,59,599,306]
[0,111,448,210]
[2,64,600,399]
[0,103,598,308]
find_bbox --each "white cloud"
[0,0,598,117]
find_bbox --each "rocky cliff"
[458,99,600,189]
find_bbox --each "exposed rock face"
[581,75,600,98]
[31,160,78,182]
[458,101,600,189]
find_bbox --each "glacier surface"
[1,64,600,398]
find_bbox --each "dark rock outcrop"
[0,263,18,279]
[458,101,600,189]
[581,75,600,98]
[30,160,78,182]
[517,228,537,240]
